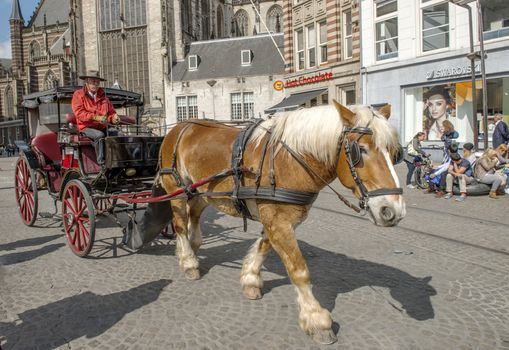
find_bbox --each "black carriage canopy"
[21,86,144,109]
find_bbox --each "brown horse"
[126,101,405,344]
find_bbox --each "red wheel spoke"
[78,221,90,243]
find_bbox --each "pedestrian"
[495,144,509,194]
[404,132,429,189]
[71,70,121,169]
[424,86,453,140]
[474,148,507,199]
[441,119,459,162]
[492,114,509,149]
[443,152,474,201]
[462,142,476,166]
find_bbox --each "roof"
[10,0,24,22]
[172,33,285,81]
[28,0,70,28]
[0,59,12,72]
[22,86,143,109]
[49,28,71,55]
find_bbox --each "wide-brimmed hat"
[79,70,106,81]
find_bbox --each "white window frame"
[306,24,316,68]
[295,28,305,71]
[176,95,198,122]
[241,50,252,66]
[420,0,450,54]
[318,21,328,64]
[343,10,353,60]
[231,92,254,120]
[188,55,199,71]
[374,0,398,61]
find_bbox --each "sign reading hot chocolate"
[285,72,333,88]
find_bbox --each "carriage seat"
[65,113,136,129]
[32,132,61,163]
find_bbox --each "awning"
[265,88,328,114]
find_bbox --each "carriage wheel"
[14,157,38,226]
[62,180,96,257]
[414,167,429,189]
[93,197,116,215]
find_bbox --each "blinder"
[349,141,362,167]
[393,144,404,165]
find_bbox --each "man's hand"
[111,114,120,125]
[93,115,107,124]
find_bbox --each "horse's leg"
[171,199,200,280]
[260,207,337,345]
[240,231,273,300]
[187,197,207,254]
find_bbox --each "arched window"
[44,70,59,89]
[4,86,14,118]
[201,0,210,39]
[266,5,283,33]
[29,40,41,60]
[216,5,224,38]
[232,9,249,37]
[181,0,193,34]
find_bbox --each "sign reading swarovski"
[426,63,480,80]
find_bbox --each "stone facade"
[0,0,74,145]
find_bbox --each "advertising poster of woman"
[423,85,456,140]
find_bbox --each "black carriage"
[15,86,164,257]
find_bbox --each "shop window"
[343,11,353,59]
[321,93,329,105]
[421,1,449,52]
[231,92,254,120]
[375,0,398,61]
[306,24,316,68]
[176,95,198,122]
[483,2,509,40]
[319,21,328,64]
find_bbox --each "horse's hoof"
[243,286,262,300]
[184,268,201,280]
[311,329,337,345]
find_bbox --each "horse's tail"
[122,176,173,250]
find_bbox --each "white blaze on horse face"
[367,150,406,226]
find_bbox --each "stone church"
[0,0,80,145]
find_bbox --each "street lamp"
[449,0,488,149]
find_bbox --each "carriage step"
[39,212,55,218]
[116,203,129,208]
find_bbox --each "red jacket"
[71,87,116,131]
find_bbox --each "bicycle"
[413,155,433,189]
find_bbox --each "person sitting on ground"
[71,70,121,169]
[426,143,458,196]
[404,132,430,189]
[495,144,509,194]
[462,142,476,166]
[441,120,459,162]
[443,152,473,201]
[474,148,507,199]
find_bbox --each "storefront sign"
[426,63,480,80]
[285,72,333,88]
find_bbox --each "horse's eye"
[359,146,368,154]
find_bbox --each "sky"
[0,0,40,58]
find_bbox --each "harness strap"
[280,140,362,213]
[254,132,271,192]
[167,123,194,196]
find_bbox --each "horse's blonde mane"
[251,104,399,166]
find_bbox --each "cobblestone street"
[1,156,509,350]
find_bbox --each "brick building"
[266,0,360,113]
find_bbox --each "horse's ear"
[379,104,391,119]
[333,99,355,126]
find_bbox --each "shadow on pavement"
[0,243,65,266]
[0,234,61,251]
[0,279,171,350]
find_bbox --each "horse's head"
[333,101,406,227]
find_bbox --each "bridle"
[337,125,403,210]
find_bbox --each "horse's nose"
[380,206,397,226]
